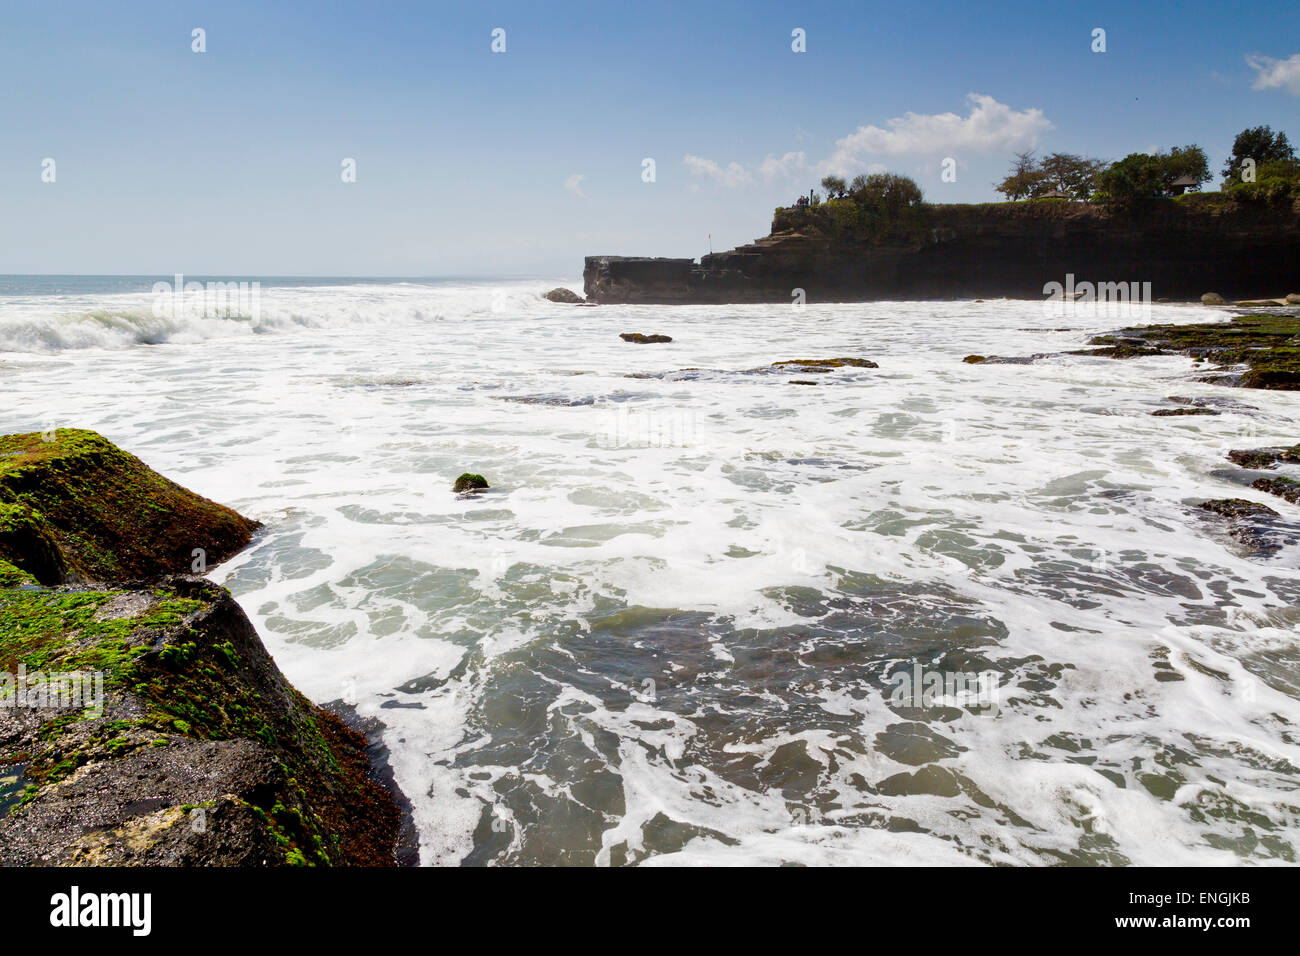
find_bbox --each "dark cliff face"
[584,199,1300,304]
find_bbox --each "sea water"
[2,276,1298,866]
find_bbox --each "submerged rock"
[1151,407,1219,416]
[1228,444,1300,469]
[453,473,490,493]
[0,429,401,866]
[772,357,878,371]
[620,333,672,344]
[1199,498,1279,520]
[1197,498,1297,556]
[962,354,1041,364]
[496,394,595,407]
[1088,313,1300,390]
[1252,476,1300,504]
[544,287,584,304]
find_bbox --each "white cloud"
[684,94,1051,187]
[564,173,586,198]
[821,94,1052,174]
[1246,53,1300,95]
[683,154,754,188]
[758,151,809,181]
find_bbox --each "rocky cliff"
[584,196,1300,304]
[0,430,401,865]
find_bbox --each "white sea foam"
[3,280,1298,866]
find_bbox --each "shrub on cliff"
[1222,125,1295,186]
[820,175,848,200]
[1225,158,1300,204]
[774,173,927,244]
[995,151,1105,201]
[847,173,927,242]
[849,172,924,211]
[1095,145,1210,201]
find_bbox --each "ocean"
[2,275,1298,865]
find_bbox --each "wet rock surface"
[1228,444,1300,469]
[1197,499,1299,557]
[0,430,402,866]
[453,473,490,493]
[1253,476,1300,504]
[0,429,258,586]
[771,357,879,371]
[1086,313,1300,390]
[543,287,585,303]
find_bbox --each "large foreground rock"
[0,429,258,586]
[0,430,401,866]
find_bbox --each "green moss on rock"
[453,473,489,493]
[1086,314,1300,390]
[1252,476,1300,504]
[772,357,879,371]
[0,429,259,585]
[1228,444,1300,469]
[0,429,399,866]
[0,578,399,866]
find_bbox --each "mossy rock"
[1198,498,1279,520]
[0,430,400,866]
[1196,498,1299,555]
[0,430,259,586]
[1088,314,1300,390]
[1252,476,1300,504]
[453,473,489,493]
[544,287,584,304]
[0,577,399,866]
[1227,444,1300,469]
[772,357,879,370]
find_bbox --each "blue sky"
[1,0,1297,276]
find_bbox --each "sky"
[1,0,1297,276]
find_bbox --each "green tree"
[1095,145,1210,201]
[820,175,848,199]
[1222,125,1295,185]
[1095,153,1167,200]
[1038,152,1106,200]
[1226,157,1300,204]
[848,172,924,211]
[1164,144,1210,189]
[995,150,1049,200]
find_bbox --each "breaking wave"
[0,280,572,352]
